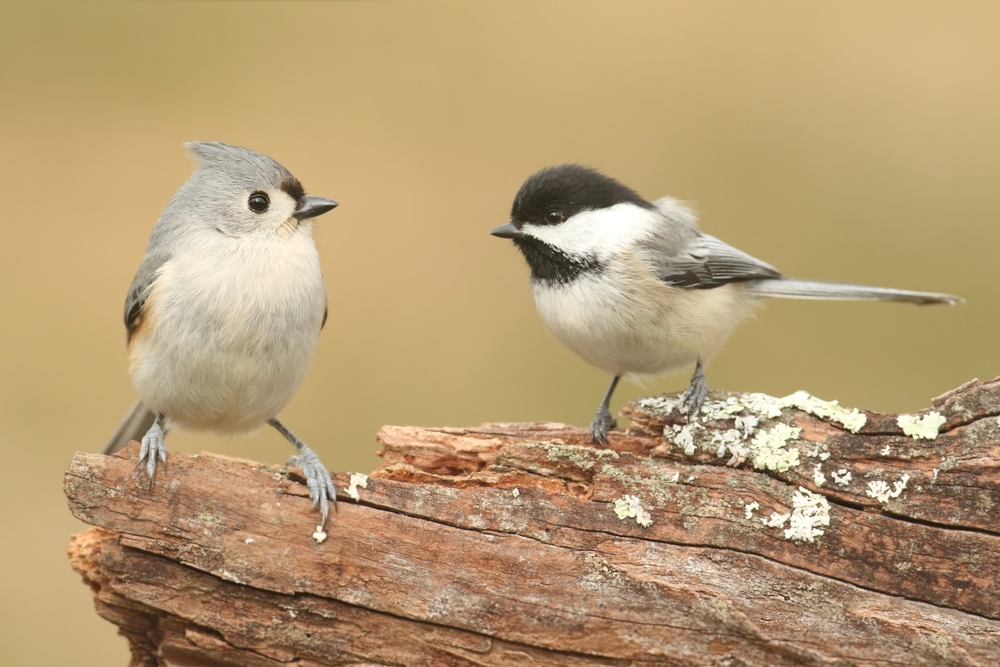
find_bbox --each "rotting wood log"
[66,378,1000,666]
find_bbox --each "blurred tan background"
[1,1,997,664]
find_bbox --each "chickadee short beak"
[489,222,523,239]
[294,196,339,220]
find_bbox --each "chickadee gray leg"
[137,413,167,486]
[589,375,622,447]
[680,361,709,420]
[268,418,337,529]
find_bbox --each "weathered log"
[66,379,1000,666]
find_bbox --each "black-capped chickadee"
[491,165,960,445]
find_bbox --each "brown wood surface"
[66,379,1000,666]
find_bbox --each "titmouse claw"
[271,417,336,530]
[291,445,337,529]
[137,414,167,485]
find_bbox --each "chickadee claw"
[681,362,710,420]
[589,406,618,447]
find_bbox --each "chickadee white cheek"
[523,203,663,261]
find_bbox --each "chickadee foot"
[589,405,618,447]
[137,418,166,486]
[286,445,337,529]
[681,362,709,420]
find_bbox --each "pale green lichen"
[782,390,867,433]
[831,469,852,486]
[812,464,826,487]
[636,395,681,416]
[744,500,760,520]
[599,463,638,487]
[537,442,619,470]
[701,397,746,420]
[749,423,802,472]
[347,472,369,501]
[670,424,698,456]
[711,429,742,458]
[613,494,653,527]
[739,393,784,419]
[784,486,831,543]
[866,474,911,503]
[312,526,328,543]
[762,512,790,528]
[897,412,946,440]
[734,414,759,437]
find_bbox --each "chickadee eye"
[546,210,564,224]
[248,192,270,213]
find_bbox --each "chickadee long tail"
[102,399,157,455]
[745,279,961,306]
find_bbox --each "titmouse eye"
[248,192,270,213]
[546,210,564,224]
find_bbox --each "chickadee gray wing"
[653,232,783,290]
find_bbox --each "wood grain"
[66,379,1000,666]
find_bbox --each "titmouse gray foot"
[137,414,167,485]
[271,418,337,528]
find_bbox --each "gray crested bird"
[104,142,339,528]
[491,164,961,445]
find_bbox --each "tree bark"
[65,379,1000,666]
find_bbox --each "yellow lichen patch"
[782,391,867,433]
[897,412,947,440]
[347,472,369,500]
[749,423,801,472]
[612,495,653,527]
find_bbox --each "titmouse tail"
[102,399,157,455]
[745,279,961,306]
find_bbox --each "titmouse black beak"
[489,222,523,239]
[294,196,339,220]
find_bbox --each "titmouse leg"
[681,361,709,420]
[589,375,621,447]
[137,413,167,486]
[269,418,337,529]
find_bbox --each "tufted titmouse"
[491,164,961,445]
[103,142,339,527]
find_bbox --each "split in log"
[65,379,1000,666]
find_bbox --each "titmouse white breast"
[104,142,339,529]
[491,164,961,446]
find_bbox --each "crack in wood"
[65,381,1000,666]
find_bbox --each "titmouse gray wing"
[103,251,170,455]
[124,250,170,345]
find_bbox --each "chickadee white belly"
[492,164,960,446]
[533,255,755,378]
